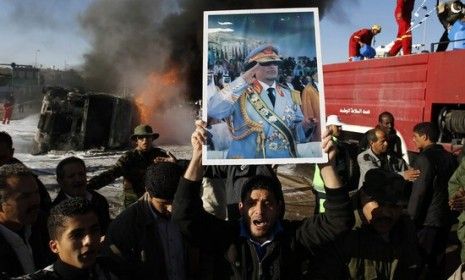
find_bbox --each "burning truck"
[32,87,139,154]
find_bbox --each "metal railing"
[431,38,465,52]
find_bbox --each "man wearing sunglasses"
[208,45,316,159]
[88,124,182,207]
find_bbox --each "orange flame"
[134,95,150,124]
[135,67,181,123]
[134,66,193,144]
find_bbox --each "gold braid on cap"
[248,48,280,63]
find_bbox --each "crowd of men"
[0,107,464,279]
[0,40,464,279]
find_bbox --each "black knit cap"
[145,162,182,200]
[360,168,405,205]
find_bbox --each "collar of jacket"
[140,193,171,226]
[54,259,92,280]
[420,143,443,153]
[366,148,381,162]
[368,147,394,162]
[252,80,285,97]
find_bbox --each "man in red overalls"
[2,96,14,124]
[348,25,382,61]
[388,0,415,56]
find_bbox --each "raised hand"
[318,128,342,189]
[184,120,207,181]
[191,120,207,160]
[242,62,260,85]
[450,187,465,212]
[154,151,177,164]
[402,167,420,182]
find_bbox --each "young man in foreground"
[173,120,354,279]
[11,198,116,279]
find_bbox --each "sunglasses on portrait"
[258,61,281,67]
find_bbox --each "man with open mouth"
[172,120,354,279]
[11,198,116,279]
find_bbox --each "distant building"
[0,64,41,107]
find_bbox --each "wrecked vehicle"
[32,86,139,154]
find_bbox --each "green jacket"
[88,147,176,206]
[449,158,465,205]
[449,158,465,260]
[344,210,421,280]
[308,206,422,280]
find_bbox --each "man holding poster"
[208,45,317,159]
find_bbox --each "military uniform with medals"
[207,45,311,159]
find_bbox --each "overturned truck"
[32,87,139,154]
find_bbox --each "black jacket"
[101,193,202,280]
[408,144,458,227]
[172,177,354,280]
[8,259,116,280]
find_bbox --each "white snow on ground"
[1,115,312,218]
[0,115,193,217]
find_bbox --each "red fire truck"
[324,49,465,162]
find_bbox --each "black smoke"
[79,0,345,98]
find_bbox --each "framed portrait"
[203,7,326,165]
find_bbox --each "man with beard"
[88,124,183,207]
[208,45,316,159]
[409,122,458,278]
[52,157,110,233]
[172,120,354,279]
[11,198,117,280]
[0,164,52,277]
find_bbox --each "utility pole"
[10,62,15,96]
[34,49,40,67]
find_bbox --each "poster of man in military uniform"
[203,8,326,165]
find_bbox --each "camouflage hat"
[130,124,159,140]
[244,45,282,67]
